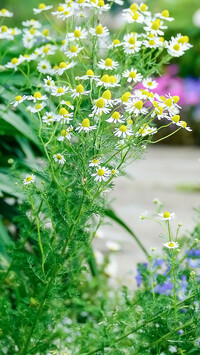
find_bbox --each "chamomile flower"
[114,125,133,138]
[109,39,122,49]
[60,100,74,110]
[92,166,111,182]
[57,108,73,124]
[0,26,13,40]
[65,45,84,58]
[111,168,119,176]
[70,84,90,99]
[106,241,121,251]
[43,76,55,91]
[89,158,102,167]
[101,90,114,106]
[115,91,132,105]
[167,40,185,57]
[143,37,160,49]
[51,86,69,97]
[76,118,96,133]
[38,44,57,58]
[23,174,36,185]
[89,24,109,38]
[98,58,119,70]
[57,128,72,141]
[68,26,88,41]
[33,3,53,15]
[143,78,158,90]
[94,1,110,12]
[37,60,52,74]
[22,31,37,49]
[176,34,192,51]
[106,111,124,124]
[158,211,176,221]
[22,19,42,28]
[75,69,99,81]
[28,92,48,103]
[5,57,22,71]
[163,241,179,249]
[155,10,174,22]
[56,61,76,75]
[122,68,143,83]
[11,95,29,107]
[96,74,121,88]
[177,121,192,131]
[144,18,167,36]
[151,106,169,120]
[91,98,111,116]
[123,10,144,24]
[123,33,142,54]
[27,102,46,113]
[136,125,157,137]
[42,112,58,125]
[0,8,13,17]
[125,99,148,116]
[53,153,66,165]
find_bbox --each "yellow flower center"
[95,25,103,35]
[34,92,42,99]
[97,0,104,7]
[43,46,49,53]
[76,84,84,93]
[151,19,160,31]
[161,10,169,17]
[64,11,69,15]
[29,28,35,35]
[1,25,8,33]
[61,39,66,46]
[132,12,139,21]
[134,100,143,110]
[53,65,59,70]
[113,39,120,45]
[165,98,172,107]
[102,90,111,100]
[105,58,113,67]
[74,29,81,38]
[42,65,47,69]
[178,36,189,44]
[11,58,18,64]
[121,92,131,102]
[109,75,117,84]
[119,125,127,133]
[57,88,64,93]
[149,40,155,46]
[61,129,68,136]
[140,4,147,12]
[159,37,165,42]
[155,107,163,115]
[168,242,175,248]
[173,44,180,51]
[35,103,42,110]
[128,36,136,45]
[130,4,137,11]
[129,71,136,79]
[56,154,62,160]
[70,46,78,53]
[86,69,94,76]
[57,6,64,12]
[82,118,90,127]
[65,101,71,106]
[111,169,116,174]
[59,62,67,69]
[97,169,105,176]
[112,112,120,120]
[26,176,33,182]
[59,108,68,116]
[96,98,105,108]
[1,9,7,14]
[101,74,109,83]
[172,115,180,123]
[47,115,52,120]
[11,28,16,35]
[39,3,46,9]
[15,95,22,101]
[43,29,49,36]
[180,121,187,128]
[172,95,180,103]
[92,159,99,164]
[128,119,133,125]
[163,211,170,218]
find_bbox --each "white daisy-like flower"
[75,69,99,81]
[94,250,104,265]
[136,125,157,137]
[89,158,102,167]
[10,27,22,37]
[106,241,121,252]
[106,111,124,124]
[67,26,88,41]
[56,61,76,76]
[109,39,122,49]
[0,26,14,40]
[51,86,69,97]
[37,44,57,58]
[18,53,35,63]
[89,24,109,38]
[11,95,29,107]
[144,18,167,36]
[52,7,74,20]
[37,60,52,74]
[42,112,58,125]
[123,33,142,54]
[64,45,84,58]
[57,128,72,141]
[163,241,179,249]
[114,125,133,138]
[93,1,110,12]
[162,97,180,116]
[139,210,148,221]
[155,10,174,22]
[57,108,73,124]
[115,92,132,105]
[27,102,46,113]
[151,106,169,120]
[125,99,148,116]
[70,84,90,99]
[111,168,119,176]
[177,120,192,131]
[22,32,37,49]
[0,8,13,17]
[28,92,48,103]
[122,68,143,83]
[143,78,158,90]
[53,153,66,165]
[176,34,192,51]
[23,174,36,185]
[166,40,186,57]
[60,100,74,110]
[122,10,144,24]
[90,98,111,116]
[92,166,111,182]
[5,57,22,71]
[43,76,55,92]
[76,118,96,133]
[96,74,121,88]
[158,211,176,221]
[22,19,42,28]
[98,58,119,71]
[108,0,124,5]
[143,37,160,49]
[33,3,53,15]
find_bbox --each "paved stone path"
[93,146,200,288]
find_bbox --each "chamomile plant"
[0,1,195,354]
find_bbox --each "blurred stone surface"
[93,146,200,288]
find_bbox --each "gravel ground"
[93,146,200,288]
